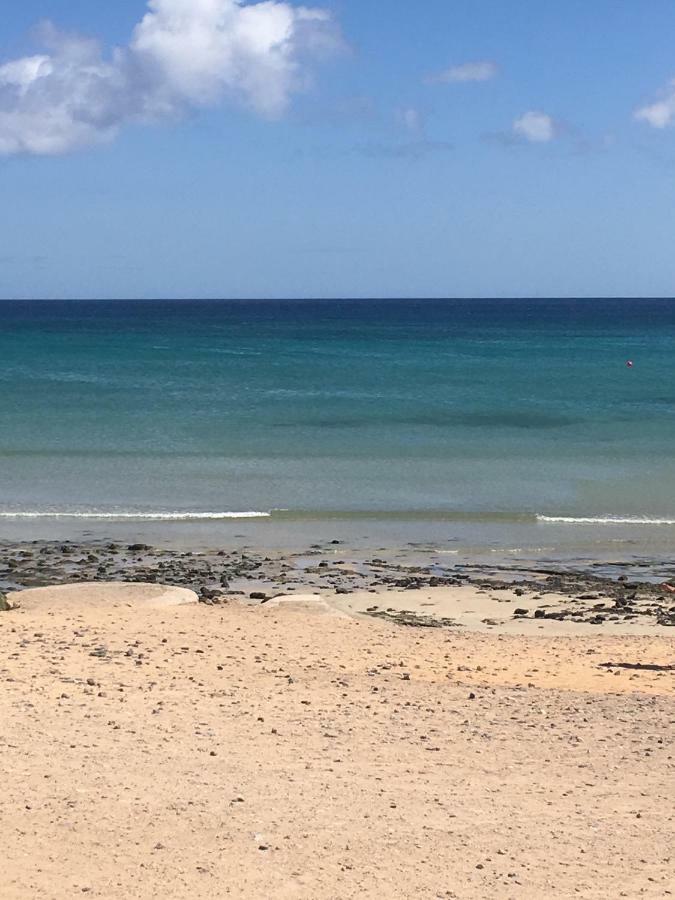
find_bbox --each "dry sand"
[1,582,673,899]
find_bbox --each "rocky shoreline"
[1,539,674,628]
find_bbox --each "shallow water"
[1,298,675,554]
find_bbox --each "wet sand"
[330,584,675,636]
[1,580,673,899]
[2,538,675,630]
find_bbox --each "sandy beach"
[5,0,675,893]
[1,569,673,899]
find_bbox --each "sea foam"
[537,515,675,526]
[0,511,271,520]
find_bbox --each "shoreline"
[2,537,675,634]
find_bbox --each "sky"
[2,0,675,299]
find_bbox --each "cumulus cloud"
[425,60,498,85]
[0,0,341,156]
[512,110,555,143]
[635,80,675,129]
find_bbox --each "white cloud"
[0,0,342,156]
[425,60,498,85]
[635,79,675,129]
[513,110,555,143]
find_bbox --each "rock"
[250,591,267,601]
[127,544,151,552]
[534,609,546,619]
[0,592,11,612]
[513,608,529,617]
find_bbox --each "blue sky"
[2,0,675,299]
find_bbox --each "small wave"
[0,510,271,520]
[538,515,675,526]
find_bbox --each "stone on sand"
[7,582,199,611]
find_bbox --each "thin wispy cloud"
[425,60,498,85]
[512,110,556,143]
[0,0,343,156]
[396,106,424,133]
[634,79,675,128]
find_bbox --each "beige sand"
[329,584,675,636]
[1,583,673,899]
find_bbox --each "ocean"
[1,298,675,558]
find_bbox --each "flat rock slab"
[7,582,198,611]
[263,593,348,617]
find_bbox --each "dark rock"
[127,544,151,552]
[0,592,10,612]
[250,591,267,601]
[513,608,529,617]
[599,661,675,672]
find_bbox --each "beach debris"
[2,538,675,630]
[364,609,459,629]
[598,662,674,672]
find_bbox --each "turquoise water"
[1,299,675,534]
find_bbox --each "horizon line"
[1,296,675,303]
